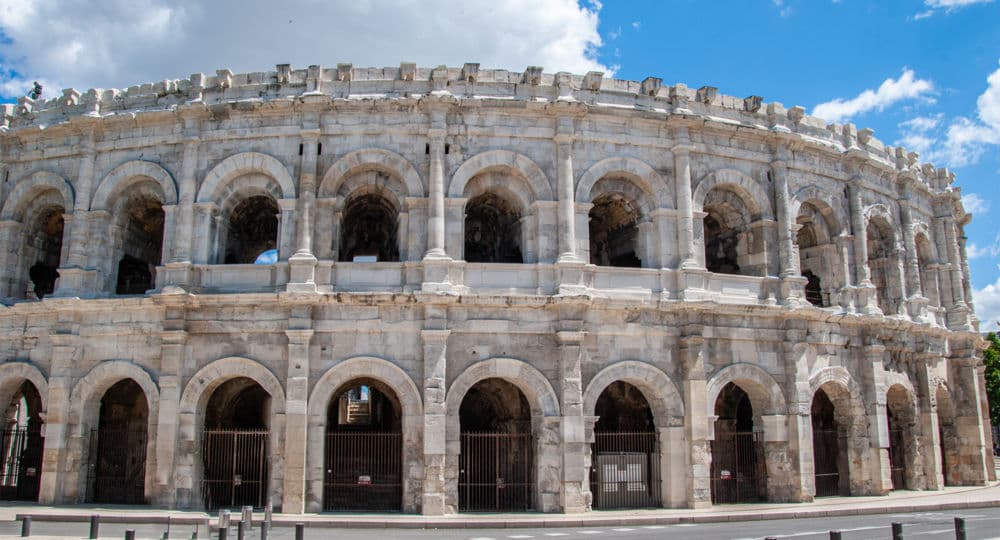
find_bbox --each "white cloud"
[772,0,793,17]
[963,193,991,216]
[974,274,1000,330]
[914,0,993,18]
[0,0,610,98]
[966,242,990,259]
[897,61,1000,168]
[812,68,935,124]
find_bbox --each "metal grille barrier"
[0,427,43,501]
[889,427,907,490]
[459,432,534,512]
[710,431,765,504]
[87,428,147,504]
[201,429,269,510]
[323,431,402,512]
[591,431,660,509]
[812,427,840,497]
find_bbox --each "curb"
[11,497,1000,530]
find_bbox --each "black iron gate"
[201,429,269,510]
[889,426,906,490]
[87,428,147,504]
[459,432,534,511]
[0,427,43,501]
[710,431,765,504]
[591,432,660,509]
[812,428,840,497]
[324,432,402,511]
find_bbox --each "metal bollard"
[241,507,253,531]
[237,520,244,540]
[829,531,842,540]
[125,529,136,540]
[259,522,269,540]
[955,517,967,540]
[264,500,272,525]
[90,515,101,540]
[20,516,31,537]
[295,523,304,540]
[892,522,903,540]
[164,516,171,540]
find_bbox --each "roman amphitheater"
[0,63,991,515]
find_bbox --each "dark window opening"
[464,193,523,263]
[225,196,278,264]
[25,206,64,300]
[89,379,148,504]
[205,378,270,430]
[589,193,641,267]
[328,380,401,432]
[711,383,764,504]
[803,270,823,307]
[811,389,846,496]
[339,193,399,262]
[704,214,740,275]
[114,195,164,295]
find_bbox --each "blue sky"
[1,0,999,324]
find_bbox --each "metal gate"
[710,431,765,504]
[459,432,534,511]
[324,432,402,511]
[0,427,43,501]
[591,432,660,509]
[87,428,147,504]
[889,426,906,490]
[201,429,269,510]
[812,428,840,497]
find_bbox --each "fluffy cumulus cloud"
[0,0,609,98]
[812,68,935,124]
[962,193,990,215]
[974,274,1000,330]
[915,0,994,19]
[896,61,1000,167]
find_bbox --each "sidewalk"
[3,483,1000,530]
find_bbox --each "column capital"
[672,143,695,155]
[422,329,451,343]
[556,330,585,345]
[285,329,314,344]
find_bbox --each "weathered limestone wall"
[0,64,989,514]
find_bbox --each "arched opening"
[591,381,659,508]
[795,199,845,307]
[935,386,959,486]
[464,193,523,263]
[114,193,164,295]
[458,378,534,511]
[886,385,916,491]
[703,186,763,276]
[0,381,44,501]
[711,382,764,503]
[87,379,148,504]
[339,193,399,262]
[22,205,64,300]
[224,196,278,264]
[867,217,900,315]
[811,389,849,496]
[704,214,740,275]
[323,379,403,512]
[588,193,641,267]
[201,378,271,509]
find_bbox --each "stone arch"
[790,186,847,237]
[693,168,773,220]
[808,366,862,404]
[175,356,286,510]
[65,360,159,502]
[0,361,49,415]
[446,358,560,419]
[68,360,159,431]
[179,356,286,417]
[0,171,74,221]
[885,380,922,490]
[582,361,684,427]
[576,157,672,209]
[196,152,296,204]
[865,204,898,243]
[448,150,554,202]
[318,148,423,199]
[90,160,178,211]
[706,363,787,417]
[304,356,423,512]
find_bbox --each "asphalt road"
[3,508,1000,540]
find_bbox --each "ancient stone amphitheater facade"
[0,63,991,515]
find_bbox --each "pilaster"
[154,324,187,507]
[556,329,588,512]
[680,329,711,507]
[282,320,314,513]
[421,327,450,515]
[39,330,78,504]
